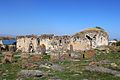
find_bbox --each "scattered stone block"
[22,62,38,69]
[51,64,64,72]
[111,63,118,68]
[18,70,43,78]
[89,61,97,66]
[2,52,13,63]
[85,65,120,77]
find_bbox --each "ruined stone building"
[16,28,109,53]
[16,35,38,53]
[69,28,109,51]
[16,34,71,53]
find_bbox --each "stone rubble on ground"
[18,70,43,78]
[85,65,120,77]
[2,52,13,63]
[39,61,64,72]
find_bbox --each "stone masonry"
[16,28,109,53]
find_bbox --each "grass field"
[1,51,120,80]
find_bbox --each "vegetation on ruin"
[74,27,108,37]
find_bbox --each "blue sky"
[0,0,120,39]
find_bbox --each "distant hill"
[0,34,16,40]
[0,34,16,37]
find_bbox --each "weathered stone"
[39,64,51,69]
[38,61,64,72]
[18,70,43,78]
[70,28,108,51]
[22,62,38,69]
[51,64,64,72]
[16,28,109,53]
[30,54,41,62]
[111,63,118,67]
[85,65,120,77]
[89,61,97,66]
[16,35,38,53]
[84,50,96,59]
[2,52,13,63]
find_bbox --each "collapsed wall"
[69,28,109,51]
[16,28,109,53]
[16,35,38,53]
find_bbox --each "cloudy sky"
[0,0,120,39]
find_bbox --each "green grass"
[42,54,50,61]
[95,52,120,61]
[0,63,21,80]
[1,52,120,80]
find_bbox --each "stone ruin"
[2,52,13,63]
[16,28,109,55]
[16,34,70,53]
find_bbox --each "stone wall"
[68,28,109,51]
[16,28,109,53]
[16,35,38,53]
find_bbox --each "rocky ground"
[1,50,120,80]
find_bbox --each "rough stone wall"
[16,35,38,53]
[38,34,54,52]
[16,28,109,53]
[38,35,70,52]
[68,28,109,51]
[68,35,90,51]
[16,37,25,52]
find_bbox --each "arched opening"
[59,40,62,46]
[29,43,34,53]
[37,38,40,45]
